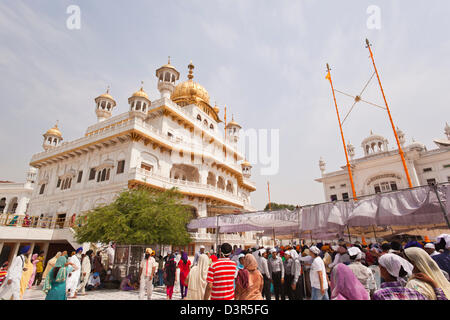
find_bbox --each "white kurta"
[0,254,25,300]
[66,255,81,297]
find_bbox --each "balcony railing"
[0,214,75,229]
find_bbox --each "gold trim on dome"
[171,61,220,122]
[95,86,116,105]
[44,122,62,138]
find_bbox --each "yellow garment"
[20,257,33,299]
[404,247,450,299]
[36,256,44,273]
[323,252,332,273]
[42,252,61,279]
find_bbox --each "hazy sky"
[1,1,449,210]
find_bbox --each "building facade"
[0,60,260,265]
[315,124,450,202]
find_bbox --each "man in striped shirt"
[204,243,237,300]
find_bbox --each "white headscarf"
[378,253,413,280]
[348,247,362,260]
[309,246,320,256]
[404,247,450,299]
[186,254,210,300]
[436,234,450,249]
[290,249,299,260]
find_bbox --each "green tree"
[74,188,193,246]
[263,202,297,211]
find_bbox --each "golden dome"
[171,61,220,122]
[241,160,252,167]
[213,105,220,114]
[95,87,116,106]
[225,115,241,129]
[44,123,62,138]
[132,87,149,99]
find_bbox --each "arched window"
[203,119,208,126]
[136,101,141,111]
[101,101,106,109]
[107,103,111,111]
[106,168,110,181]
[142,103,146,112]
[101,168,107,181]
[210,124,214,130]
[164,72,170,82]
[197,114,202,121]
[97,171,101,182]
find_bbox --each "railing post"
[431,183,450,229]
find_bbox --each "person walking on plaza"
[290,249,304,300]
[157,255,164,287]
[235,253,264,300]
[93,251,104,274]
[204,243,237,300]
[259,249,271,300]
[330,263,370,300]
[42,252,61,281]
[27,253,39,289]
[43,256,71,300]
[178,251,191,299]
[309,246,330,300]
[33,251,45,287]
[193,245,205,266]
[186,254,209,300]
[268,248,284,300]
[139,248,156,300]
[66,248,82,298]
[403,247,450,300]
[77,249,92,296]
[0,246,30,300]
[19,252,33,299]
[164,253,177,300]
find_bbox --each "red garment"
[210,254,218,262]
[177,259,191,287]
[207,258,237,300]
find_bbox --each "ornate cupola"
[128,81,151,119]
[361,130,389,156]
[43,122,63,150]
[241,159,252,178]
[225,115,241,144]
[396,126,406,147]
[319,157,326,174]
[94,86,116,122]
[156,57,180,99]
[347,141,355,159]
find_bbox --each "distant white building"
[315,123,450,202]
[1,60,260,265]
[0,168,36,215]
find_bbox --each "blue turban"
[94,272,99,277]
[404,241,423,249]
[76,247,83,253]
[19,245,30,255]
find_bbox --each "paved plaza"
[22,285,182,300]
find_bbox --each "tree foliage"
[74,188,193,246]
[264,202,297,211]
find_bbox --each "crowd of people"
[0,233,449,300]
[0,246,117,300]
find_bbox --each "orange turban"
[361,236,367,246]
[424,236,431,243]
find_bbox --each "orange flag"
[361,236,367,246]
[325,71,331,82]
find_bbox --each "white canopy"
[187,184,450,236]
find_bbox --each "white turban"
[309,246,320,256]
[270,248,277,253]
[378,253,413,280]
[290,249,299,259]
[331,245,339,252]
[348,246,362,260]
[424,243,435,249]
[436,234,450,249]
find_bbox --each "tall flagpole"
[267,181,272,211]
[224,105,227,140]
[326,63,357,200]
[365,39,413,189]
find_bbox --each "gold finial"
[140,80,144,91]
[55,120,59,128]
[232,114,234,121]
[187,60,194,80]
[168,56,171,64]
[106,85,110,94]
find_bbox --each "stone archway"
[170,164,200,183]
[0,198,6,213]
[7,197,18,214]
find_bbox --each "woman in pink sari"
[330,263,370,300]
[28,253,39,288]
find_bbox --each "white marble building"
[316,124,450,202]
[2,60,259,258]
[0,168,36,215]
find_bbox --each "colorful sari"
[43,256,71,300]
[28,254,39,288]
[19,256,33,299]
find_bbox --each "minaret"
[241,159,252,179]
[25,167,37,188]
[156,57,180,99]
[319,157,326,175]
[94,86,116,122]
[396,126,405,147]
[347,141,355,160]
[128,81,151,119]
[42,122,63,150]
[225,115,241,144]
